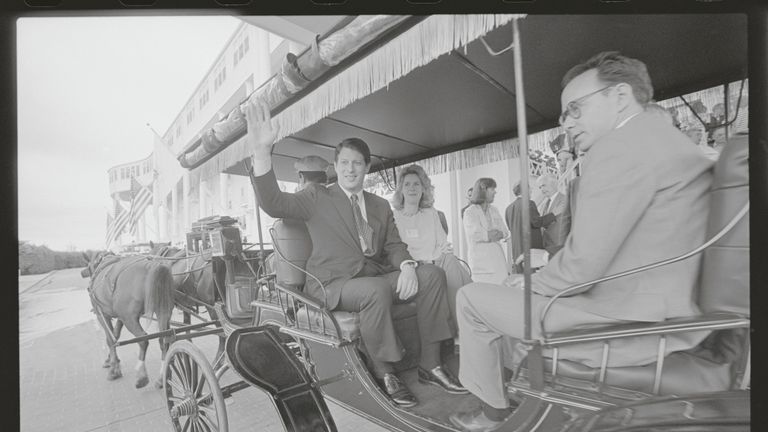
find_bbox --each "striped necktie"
[350,194,374,256]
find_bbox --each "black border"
[4,2,766,431]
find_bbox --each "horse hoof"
[107,371,122,381]
[102,360,111,368]
[154,379,164,390]
[136,376,150,389]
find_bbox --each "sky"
[17,16,241,251]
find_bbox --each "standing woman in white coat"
[463,178,510,284]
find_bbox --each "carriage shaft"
[113,322,222,347]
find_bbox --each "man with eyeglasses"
[450,51,714,431]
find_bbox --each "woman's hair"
[469,177,497,204]
[391,164,435,210]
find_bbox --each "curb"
[19,270,58,295]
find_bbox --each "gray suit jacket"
[252,169,412,309]
[532,111,714,325]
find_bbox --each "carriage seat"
[511,132,750,396]
[270,218,420,369]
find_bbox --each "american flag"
[128,177,153,234]
[105,199,130,247]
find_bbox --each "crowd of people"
[242,49,744,431]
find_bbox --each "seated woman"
[391,164,472,330]
[463,178,510,284]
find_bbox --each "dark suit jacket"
[252,169,412,309]
[539,192,570,255]
[504,198,554,263]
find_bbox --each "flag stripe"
[129,188,152,232]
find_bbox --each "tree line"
[18,241,97,275]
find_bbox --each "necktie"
[543,198,551,213]
[350,194,374,256]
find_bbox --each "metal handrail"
[539,201,749,339]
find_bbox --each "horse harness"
[88,255,153,312]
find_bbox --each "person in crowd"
[504,182,555,273]
[709,102,726,127]
[684,123,719,161]
[462,178,509,284]
[294,155,331,190]
[450,51,714,431]
[391,164,472,333]
[666,105,682,129]
[556,149,576,175]
[711,127,728,154]
[536,174,569,256]
[244,99,466,408]
[460,187,473,219]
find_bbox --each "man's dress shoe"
[376,373,417,407]
[417,365,469,394]
[449,408,507,432]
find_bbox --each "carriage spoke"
[194,370,207,397]
[170,358,190,391]
[197,392,214,406]
[198,404,217,417]
[167,377,187,396]
[198,412,217,431]
[182,354,194,389]
[181,416,193,432]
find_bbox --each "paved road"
[19,268,389,432]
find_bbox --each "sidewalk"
[19,268,388,432]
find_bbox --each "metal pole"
[246,157,267,276]
[511,18,533,341]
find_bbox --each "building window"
[176,126,181,139]
[214,66,227,91]
[199,89,209,110]
[187,108,195,125]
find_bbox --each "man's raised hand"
[245,98,279,156]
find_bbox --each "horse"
[81,250,174,389]
[149,245,228,357]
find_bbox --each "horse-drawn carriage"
[88,12,755,432]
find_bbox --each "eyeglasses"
[558,85,617,125]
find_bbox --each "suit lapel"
[329,184,364,252]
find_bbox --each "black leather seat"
[512,133,750,395]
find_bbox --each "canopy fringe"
[196,14,518,181]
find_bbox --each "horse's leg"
[102,317,115,368]
[123,316,151,389]
[112,320,124,370]
[96,314,122,380]
[153,313,172,390]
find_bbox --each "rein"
[172,263,212,276]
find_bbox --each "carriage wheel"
[164,341,228,432]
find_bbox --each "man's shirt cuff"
[400,260,418,271]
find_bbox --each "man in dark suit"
[244,99,466,407]
[536,174,570,256]
[451,52,714,431]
